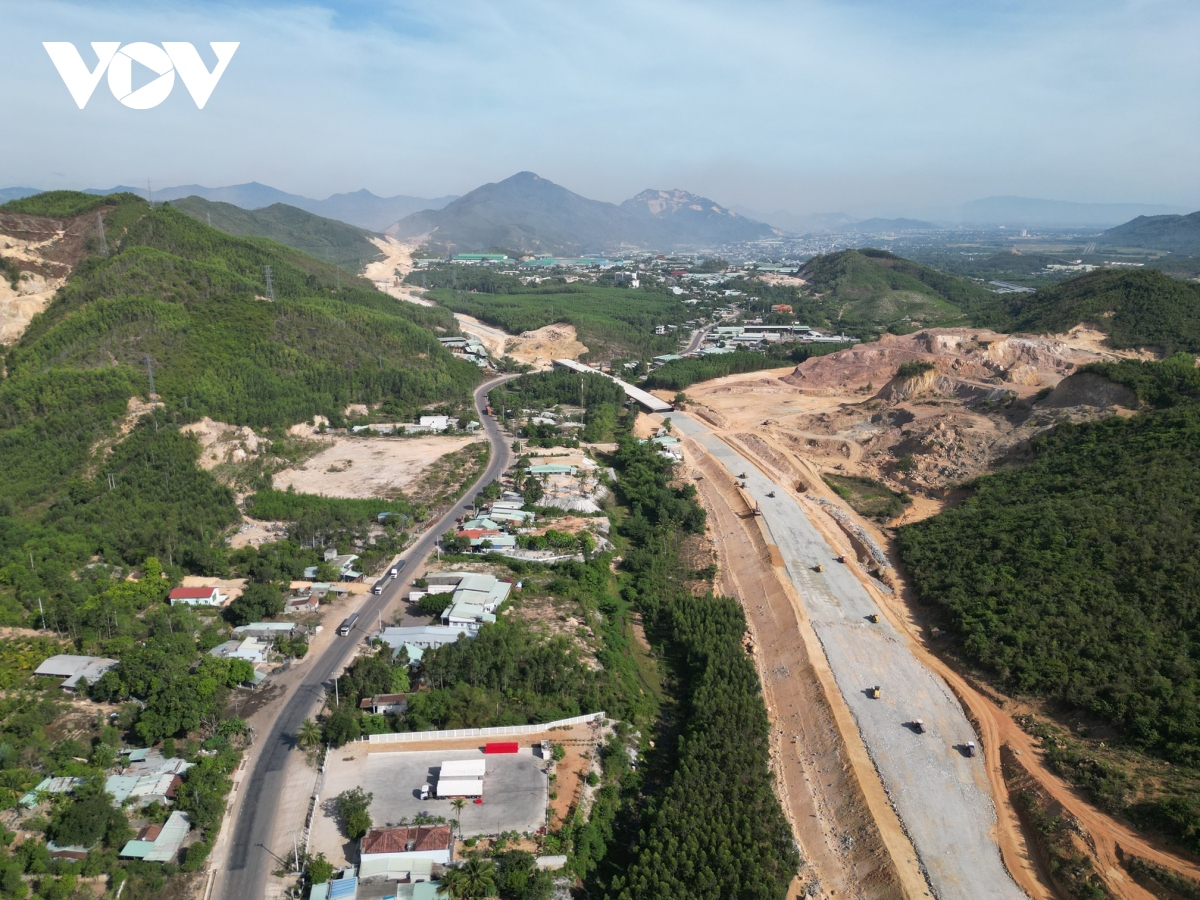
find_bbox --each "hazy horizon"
[3,0,1199,219]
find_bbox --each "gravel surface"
[675,414,1026,900]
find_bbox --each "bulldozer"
[867,613,880,624]
[813,563,823,573]
[869,685,881,699]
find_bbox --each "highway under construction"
[671,412,1027,900]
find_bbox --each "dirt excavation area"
[681,325,1147,514]
[0,208,105,345]
[271,433,484,501]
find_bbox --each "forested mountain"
[0,190,477,561]
[386,172,776,253]
[1008,268,1200,353]
[66,181,457,231]
[171,195,384,271]
[896,355,1200,851]
[1098,210,1200,255]
[798,248,1009,329]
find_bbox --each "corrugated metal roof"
[119,840,156,859]
[144,810,190,862]
[329,877,358,899]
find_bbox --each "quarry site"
[678,325,1149,519]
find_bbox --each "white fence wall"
[365,712,605,744]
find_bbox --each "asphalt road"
[673,414,1026,900]
[684,323,713,354]
[218,375,515,900]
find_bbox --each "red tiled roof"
[139,823,163,841]
[169,587,218,599]
[456,529,501,539]
[360,825,452,855]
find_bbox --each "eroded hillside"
[681,325,1150,510]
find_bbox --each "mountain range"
[385,172,780,254]
[2,183,455,232]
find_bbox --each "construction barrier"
[365,712,605,744]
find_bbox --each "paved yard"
[311,746,548,865]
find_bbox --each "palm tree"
[439,856,497,899]
[459,857,497,898]
[297,718,322,750]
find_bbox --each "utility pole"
[334,676,338,707]
[264,265,276,301]
[291,829,300,872]
[96,213,108,255]
[107,473,115,491]
[207,212,212,228]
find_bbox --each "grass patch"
[823,473,908,520]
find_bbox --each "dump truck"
[966,741,977,757]
[870,685,881,699]
[912,719,925,733]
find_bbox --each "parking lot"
[312,745,549,865]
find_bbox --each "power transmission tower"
[264,265,276,301]
[145,354,156,396]
[207,212,212,228]
[96,214,108,255]
[147,178,152,206]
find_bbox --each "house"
[20,776,82,808]
[209,637,270,664]
[404,415,452,434]
[285,595,320,615]
[119,810,190,862]
[360,825,453,867]
[33,654,119,692]
[378,625,471,652]
[322,550,363,582]
[233,622,296,639]
[440,574,511,631]
[358,693,408,715]
[167,586,226,607]
[470,534,516,550]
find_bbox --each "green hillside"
[1099,211,1200,255]
[799,248,1009,330]
[409,266,690,361]
[171,195,384,271]
[0,193,476,510]
[1010,268,1200,354]
[896,356,1200,852]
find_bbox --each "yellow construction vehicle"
[870,685,881,699]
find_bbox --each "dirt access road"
[211,375,517,900]
[673,412,1027,900]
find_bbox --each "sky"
[1,0,1198,218]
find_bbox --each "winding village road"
[212,375,516,900]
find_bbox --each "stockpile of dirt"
[505,323,588,367]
